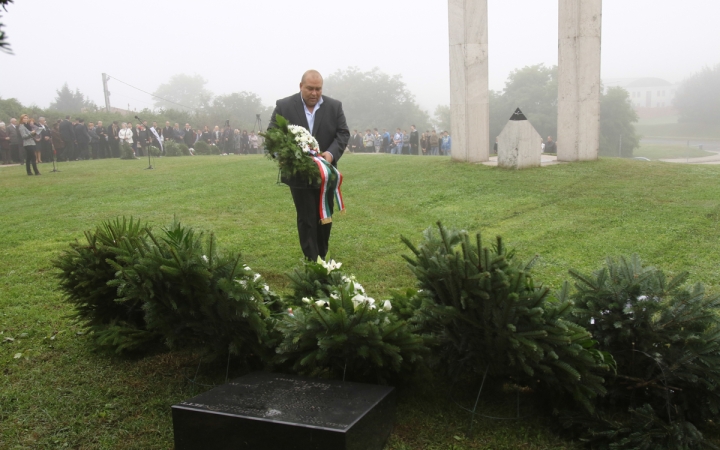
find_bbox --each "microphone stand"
[136,115,154,170]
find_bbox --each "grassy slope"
[637,122,720,139]
[2,154,720,449]
[634,144,715,160]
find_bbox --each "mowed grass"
[634,143,715,160]
[3,154,720,449]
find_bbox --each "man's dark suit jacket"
[268,93,349,188]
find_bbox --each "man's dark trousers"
[290,186,333,261]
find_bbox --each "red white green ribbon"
[311,155,345,224]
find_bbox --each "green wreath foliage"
[261,114,322,186]
[402,222,613,413]
[274,259,429,384]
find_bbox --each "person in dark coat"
[88,122,100,159]
[0,122,10,164]
[137,125,150,157]
[59,116,76,161]
[37,117,53,162]
[240,130,250,154]
[222,125,233,154]
[108,122,120,158]
[51,123,65,160]
[409,125,419,155]
[347,130,361,153]
[182,123,195,148]
[95,121,108,158]
[267,70,349,261]
[74,119,91,160]
[544,136,557,154]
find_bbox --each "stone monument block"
[172,372,396,450]
[497,108,542,169]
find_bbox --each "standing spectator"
[59,116,76,161]
[362,129,374,153]
[373,130,382,153]
[241,130,250,154]
[108,121,120,158]
[201,126,211,144]
[173,123,183,143]
[131,123,141,155]
[88,122,100,159]
[118,122,134,156]
[162,121,173,143]
[409,125,419,155]
[493,137,498,154]
[37,117,53,163]
[381,129,391,153]
[212,125,221,146]
[232,129,242,154]
[182,123,194,148]
[95,121,108,159]
[18,114,40,175]
[74,119,91,160]
[392,128,403,155]
[0,122,10,165]
[150,122,162,151]
[51,123,65,160]
[402,130,410,155]
[540,139,546,153]
[441,131,452,156]
[544,136,557,154]
[137,124,150,157]
[348,130,361,153]
[8,118,21,163]
[249,131,259,154]
[429,130,440,156]
[420,131,428,155]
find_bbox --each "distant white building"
[603,77,678,109]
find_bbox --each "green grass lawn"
[634,143,715,160]
[3,154,720,449]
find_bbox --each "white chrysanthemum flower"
[315,300,327,308]
[302,297,312,304]
[353,282,365,294]
[263,284,270,292]
[382,300,392,312]
[330,293,340,300]
[202,255,208,263]
[235,279,247,287]
[253,273,261,282]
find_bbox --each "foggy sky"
[1,0,718,115]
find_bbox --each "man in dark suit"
[409,125,419,155]
[59,116,76,161]
[74,119,91,160]
[268,70,350,261]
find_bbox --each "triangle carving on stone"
[510,108,527,121]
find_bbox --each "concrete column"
[557,0,602,162]
[448,0,489,163]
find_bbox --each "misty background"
[1,0,719,113]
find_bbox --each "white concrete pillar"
[557,0,602,162]
[448,0,489,163]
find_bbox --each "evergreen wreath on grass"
[562,255,720,449]
[402,222,613,413]
[273,258,429,384]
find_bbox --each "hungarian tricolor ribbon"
[310,152,345,225]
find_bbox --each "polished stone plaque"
[172,371,396,450]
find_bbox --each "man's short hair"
[301,70,323,84]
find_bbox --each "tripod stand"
[135,115,154,170]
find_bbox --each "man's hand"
[321,151,333,163]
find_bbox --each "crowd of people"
[347,126,452,156]
[0,114,455,177]
[0,115,264,173]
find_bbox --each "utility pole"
[101,73,111,113]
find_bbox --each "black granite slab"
[172,371,396,450]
